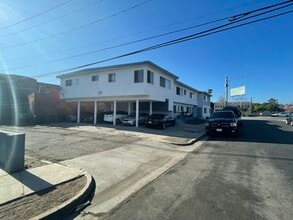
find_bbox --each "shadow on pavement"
[12,170,55,196]
[207,118,293,145]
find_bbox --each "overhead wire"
[1,0,292,73]
[0,0,104,38]
[0,0,152,50]
[0,0,73,31]
[1,0,275,64]
[31,3,293,78]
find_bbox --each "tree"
[253,98,282,113]
[266,98,282,112]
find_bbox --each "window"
[92,75,99,81]
[65,79,79,86]
[66,80,72,86]
[134,69,144,83]
[108,73,115,82]
[165,79,171,89]
[190,92,194,98]
[160,76,171,89]
[184,90,187,95]
[176,87,180,95]
[147,70,154,84]
[204,95,207,101]
[204,107,207,113]
[176,86,183,95]
[160,76,165,87]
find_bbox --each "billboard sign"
[230,86,245,96]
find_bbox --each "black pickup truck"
[206,111,239,136]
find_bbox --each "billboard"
[230,86,245,96]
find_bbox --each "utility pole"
[225,77,228,107]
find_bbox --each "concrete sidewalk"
[62,125,206,219]
[0,164,93,219]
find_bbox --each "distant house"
[57,61,212,127]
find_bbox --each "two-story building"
[57,61,211,127]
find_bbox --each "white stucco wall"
[58,62,211,116]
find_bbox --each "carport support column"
[128,102,131,115]
[94,101,97,125]
[113,100,117,126]
[77,101,80,123]
[149,101,152,115]
[135,99,139,127]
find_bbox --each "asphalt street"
[105,118,293,220]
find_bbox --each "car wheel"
[172,120,176,126]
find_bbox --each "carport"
[75,97,169,127]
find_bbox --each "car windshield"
[211,111,234,119]
[151,114,165,119]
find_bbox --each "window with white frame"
[190,92,194,98]
[160,76,171,89]
[184,89,187,95]
[147,70,154,84]
[204,95,207,101]
[65,79,79,86]
[108,73,116,82]
[134,69,144,83]
[176,86,183,96]
[204,107,207,113]
[165,79,171,89]
[92,75,99,81]
[160,76,165,87]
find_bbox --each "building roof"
[56,61,179,80]
[175,80,199,93]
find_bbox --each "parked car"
[206,110,239,136]
[121,112,149,126]
[103,111,128,123]
[145,114,175,129]
[272,112,290,117]
[285,116,293,126]
[222,106,242,126]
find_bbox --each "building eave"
[56,61,179,80]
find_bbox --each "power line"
[32,7,293,78]
[0,0,274,64]
[0,0,104,38]
[0,0,152,50]
[1,0,291,72]
[0,0,73,31]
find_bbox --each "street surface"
[105,117,293,220]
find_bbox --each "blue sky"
[0,0,292,104]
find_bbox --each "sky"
[0,0,292,104]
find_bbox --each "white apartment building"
[57,61,211,127]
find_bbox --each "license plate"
[216,128,222,132]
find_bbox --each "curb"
[171,133,206,146]
[32,172,94,220]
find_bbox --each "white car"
[103,111,128,123]
[271,112,290,117]
[121,113,149,126]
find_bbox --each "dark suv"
[206,111,239,136]
[222,106,242,126]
